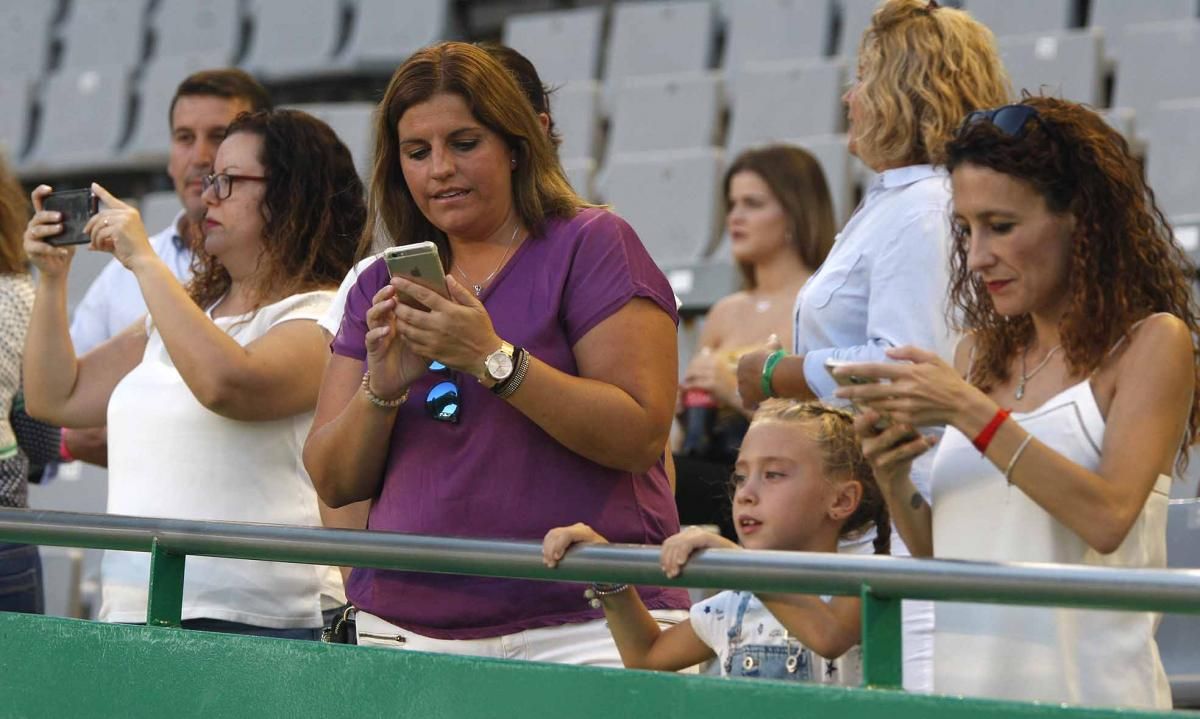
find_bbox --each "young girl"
[543,400,890,682]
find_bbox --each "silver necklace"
[454,225,520,296]
[1016,343,1062,400]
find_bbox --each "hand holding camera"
[24,182,154,276]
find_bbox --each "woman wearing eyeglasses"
[733,0,1009,693]
[21,109,363,637]
[303,42,688,661]
[835,96,1196,707]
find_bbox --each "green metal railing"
[1,507,1198,718]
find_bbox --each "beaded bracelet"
[760,349,786,399]
[361,371,409,409]
[584,583,630,609]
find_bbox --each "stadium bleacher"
[6,1,1200,705]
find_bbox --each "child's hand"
[542,523,608,568]
[660,527,740,579]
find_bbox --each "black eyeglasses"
[201,172,268,200]
[425,360,460,423]
[959,104,1043,139]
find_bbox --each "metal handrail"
[2,507,1199,614]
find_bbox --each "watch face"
[487,351,514,381]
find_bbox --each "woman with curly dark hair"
[21,109,363,638]
[835,96,1197,707]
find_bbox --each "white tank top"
[930,376,1172,707]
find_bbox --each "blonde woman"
[735,0,1010,692]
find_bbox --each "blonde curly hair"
[851,0,1011,170]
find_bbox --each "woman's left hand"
[831,345,990,428]
[389,275,502,380]
[682,348,738,408]
[83,184,155,272]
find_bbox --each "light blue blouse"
[793,164,959,402]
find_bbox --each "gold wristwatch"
[481,341,515,388]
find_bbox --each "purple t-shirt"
[332,207,689,639]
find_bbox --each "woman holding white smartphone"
[733,0,1010,692]
[21,109,363,637]
[303,42,689,661]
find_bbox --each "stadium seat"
[1089,0,1198,66]
[597,148,725,267]
[998,28,1104,106]
[137,190,184,235]
[961,0,1078,38]
[290,102,376,179]
[122,52,232,167]
[337,0,454,73]
[150,0,240,65]
[0,4,58,83]
[562,157,597,202]
[726,59,846,156]
[604,1,718,105]
[24,65,132,173]
[502,6,606,87]
[784,134,854,225]
[1146,99,1200,219]
[607,72,723,160]
[0,78,33,162]
[1158,499,1200,707]
[1112,20,1200,140]
[724,0,835,75]
[663,260,742,315]
[241,0,344,81]
[58,0,151,71]
[551,82,602,165]
[836,0,881,62]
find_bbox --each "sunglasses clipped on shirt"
[425,360,460,423]
[958,104,1044,140]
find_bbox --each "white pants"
[356,609,690,668]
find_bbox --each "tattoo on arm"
[910,492,927,511]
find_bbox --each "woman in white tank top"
[832,96,1200,708]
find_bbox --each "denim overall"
[723,592,812,681]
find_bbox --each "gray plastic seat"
[562,157,597,203]
[502,6,606,87]
[597,148,726,267]
[122,52,232,166]
[607,72,722,160]
[0,4,58,83]
[1172,215,1200,267]
[150,0,240,65]
[1158,499,1200,707]
[604,1,718,104]
[59,0,151,71]
[24,65,133,173]
[961,0,1077,38]
[291,102,377,178]
[836,0,882,63]
[778,134,854,225]
[337,0,454,73]
[241,0,344,81]
[551,82,602,164]
[998,28,1104,106]
[726,59,846,156]
[724,0,835,74]
[1145,99,1200,218]
[1089,0,1198,65]
[1112,20,1200,140]
[0,78,33,162]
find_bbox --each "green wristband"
[760,349,786,399]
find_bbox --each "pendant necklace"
[1015,343,1062,400]
[454,225,520,296]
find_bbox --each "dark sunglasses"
[425,360,460,423]
[959,104,1043,139]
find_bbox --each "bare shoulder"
[700,291,752,337]
[1119,313,1193,375]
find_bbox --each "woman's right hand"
[660,526,739,578]
[853,408,936,495]
[22,185,74,278]
[363,283,429,401]
[542,523,609,568]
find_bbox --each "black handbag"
[320,604,358,644]
[9,390,61,484]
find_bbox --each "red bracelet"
[59,433,75,463]
[972,408,1011,454]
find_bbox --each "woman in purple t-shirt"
[303,42,689,662]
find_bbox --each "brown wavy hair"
[740,399,891,555]
[0,153,28,275]
[852,0,1010,169]
[945,96,1200,457]
[723,144,836,288]
[188,110,364,310]
[361,42,589,265]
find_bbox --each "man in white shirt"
[61,69,272,465]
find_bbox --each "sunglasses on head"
[425,360,460,423]
[959,104,1043,139]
